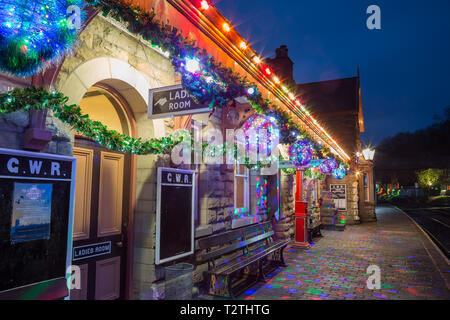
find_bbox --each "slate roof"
[296,76,364,156]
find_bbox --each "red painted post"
[293,170,310,248]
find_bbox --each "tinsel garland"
[0,87,282,168]
[0,87,181,155]
[84,0,345,166]
[0,0,349,169]
[304,168,326,181]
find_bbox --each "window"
[190,119,203,226]
[364,173,370,202]
[234,163,249,215]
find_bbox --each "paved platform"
[238,204,450,300]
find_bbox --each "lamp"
[362,147,375,161]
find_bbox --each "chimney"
[266,45,295,85]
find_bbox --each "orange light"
[288,92,295,100]
[223,23,231,32]
[240,41,248,50]
[253,56,261,64]
[273,76,280,84]
[200,0,209,10]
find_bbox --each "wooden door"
[70,139,130,300]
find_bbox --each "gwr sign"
[148,84,210,119]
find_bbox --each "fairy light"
[223,23,231,32]
[200,0,209,10]
[185,57,200,73]
[188,3,350,161]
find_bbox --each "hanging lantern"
[243,115,280,155]
[320,158,338,175]
[289,139,314,167]
[0,0,86,76]
[332,164,347,180]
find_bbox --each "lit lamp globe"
[362,148,375,161]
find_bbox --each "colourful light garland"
[332,165,347,180]
[289,140,314,168]
[0,0,86,76]
[0,0,350,171]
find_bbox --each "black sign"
[73,241,112,261]
[0,153,73,179]
[161,170,193,185]
[0,148,76,298]
[149,84,210,119]
[156,168,195,264]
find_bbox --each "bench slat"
[197,222,272,250]
[201,231,274,262]
[212,240,288,275]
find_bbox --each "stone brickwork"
[276,172,296,240]
[328,173,361,225]
[0,110,73,157]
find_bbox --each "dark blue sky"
[215,0,450,145]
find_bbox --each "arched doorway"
[56,56,161,300]
[70,84,136,300]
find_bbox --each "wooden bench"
[197,221,290,299]
[308,221,322,240]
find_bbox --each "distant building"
[267,45,376,223]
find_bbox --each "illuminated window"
[364,173,370,202]
[234,163,249,214]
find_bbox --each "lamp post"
[362,147,375,161]
[361,147,377,218]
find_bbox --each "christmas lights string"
[0,0,86,76]
[0,0,350,174]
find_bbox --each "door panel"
[71,140,129,300]
[69,264,88,300]
[95,257,121,300]
[73,148,93,241]
[97,152,124,237]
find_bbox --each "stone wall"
[327,173,361,225]
[276,172,296,240]
[0,110,74,157]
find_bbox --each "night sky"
[215,0,450,145]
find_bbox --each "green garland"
[0,0,349,169]
[304,168,326,181]
[0,87,182,155]
[0,87,285,170]
[85,0,345,165]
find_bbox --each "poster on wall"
[0,148,76,298]
[156,167,195,265]
[330,184,347,211]
[11,183,53,243]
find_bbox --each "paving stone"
[237,205,450,300]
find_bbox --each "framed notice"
[11,183,53,243]
[0,148,76,297]
[330,184,347,211]
[156,168,196,265]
